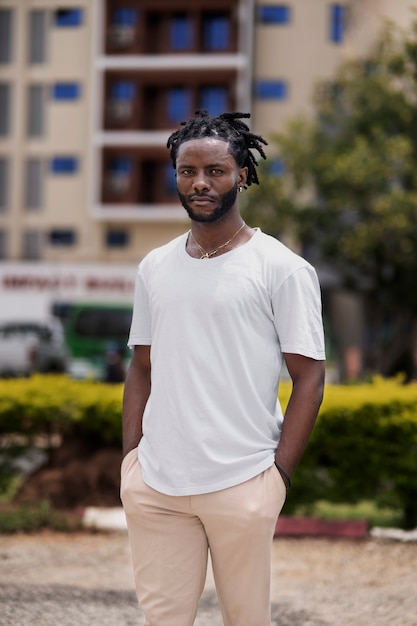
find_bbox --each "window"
[202,14,230,51]
[109,8,138,47]
[258,5,291,24]
[27,85,45,136]
[330,4,346,44]
[269,158,285,175]
[54,9,83,27]
[199,86,228,116]
[112,7,138,27]
[49,229,76,246]
[255,80,288,100]
[110,81,135,102]
[22,230,42,260]
[109,81,136,121]
[25,159,43,210]
[0,230,7,259]
[0,84,11,136]
[28,10,47,64]
[106,229,129,247]
[50,156,79,174]
[0,158,9,210]
[73,308,132,339]
[107,157,133,194]
[167,88,192,124]
[0,9,13,63]
[52,82,81,100]
[170,15,193,51]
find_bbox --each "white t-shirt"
[128,228,325,496]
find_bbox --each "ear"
[238,167,248,188]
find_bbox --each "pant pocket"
[120,447,139,504]
[121,447,137,472]
[268,465,287,515]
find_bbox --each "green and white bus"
[63,303,133,380]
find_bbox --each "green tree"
[243,20,417,378]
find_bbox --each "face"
[175,138,248,223]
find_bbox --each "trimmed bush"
[280,377,417,529]
[0,375,416,528]
[0,375,123,445]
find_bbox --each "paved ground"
[0,530,416,626]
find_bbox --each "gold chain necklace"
[190,222,246,259]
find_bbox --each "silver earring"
[239,186,243,192]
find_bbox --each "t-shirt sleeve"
[127,266,152,347]
[272,265,325,360]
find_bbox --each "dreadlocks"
[166,110,268,188]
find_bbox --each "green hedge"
[280,376,417,529]
[0,375,123,445]
[1,375,416,528]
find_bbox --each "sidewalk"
[1,529,417,625]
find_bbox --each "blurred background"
[1,0,417,383]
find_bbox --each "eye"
[210,168,224,175]
[178,168,193,176]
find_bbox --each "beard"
[177,184,238,223]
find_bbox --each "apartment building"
[0,0,416,267]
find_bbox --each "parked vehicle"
[0,319,68,377]
[62,303,132,379]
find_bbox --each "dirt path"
[0,531,416,625]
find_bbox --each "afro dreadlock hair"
[166,110,268,188]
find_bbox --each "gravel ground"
[0,531,416,626]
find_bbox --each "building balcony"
[104,1,241,57]
[101,71,237,131]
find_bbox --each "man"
[121,110,325,626]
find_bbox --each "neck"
[190,206,242,242]
[187,214,254,259]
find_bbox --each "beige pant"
[120,448,286,626]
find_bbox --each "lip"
[190,195,215,205]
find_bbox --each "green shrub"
[280,376,417,529]
[0,375,123,444]
[0,501,82,533]
[1,375,416,528]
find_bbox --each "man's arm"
[275,353,325,483]
[122,344,151,458]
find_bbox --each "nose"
[192,173,210,192]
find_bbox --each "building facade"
[0,0,416,267]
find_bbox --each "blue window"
[269,158,285,176]
[165,163,177,195]
[199,87,228,117]
[203,15,230,51]
[107,157,132,194]
[50,157,78,174]
[106,229,129,247]
[109,157,132,174]
[167,88,192,124]
[54,8,83,27]
[170,15,193,51]
[330,4,346,43]
[110,81,135,101]
[107,159,132,194]
[112,8,137,27]
[255,80,288,100]
[49,229,76,245]
[258,5,291,24]
[52,82,81,100]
